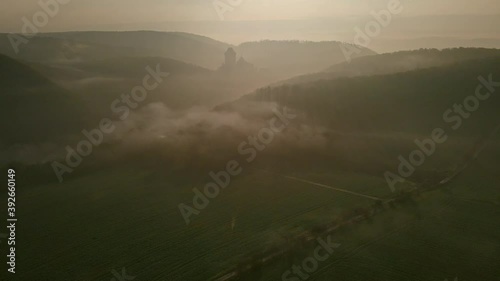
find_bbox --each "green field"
[8,138,500,281]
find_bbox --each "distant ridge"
[277,48,500,86]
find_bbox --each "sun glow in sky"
[0,0,499,32]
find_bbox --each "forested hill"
[0,54,85,145]
[222,57,500,137]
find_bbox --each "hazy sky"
[0,0,499,32]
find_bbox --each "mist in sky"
[1,0,499,28]
[0,0,499,46]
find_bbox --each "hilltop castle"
[220,47,254,72]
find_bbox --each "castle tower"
[224,47,236,68]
